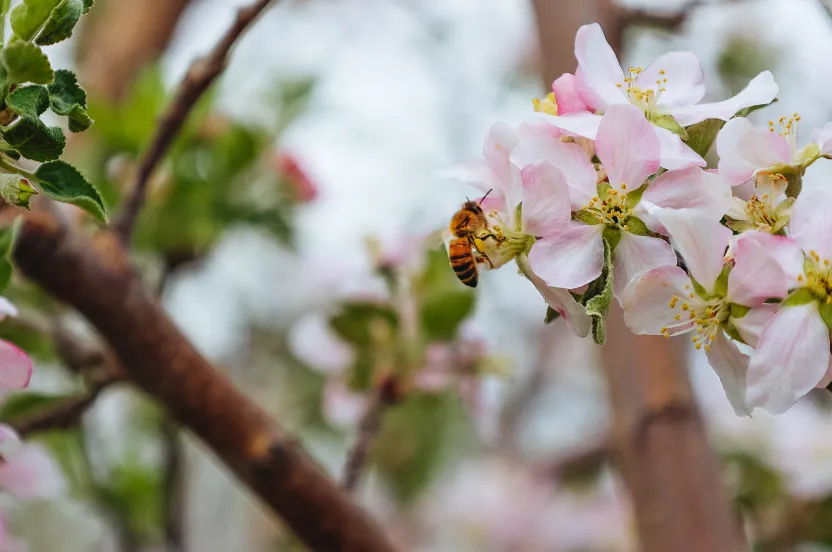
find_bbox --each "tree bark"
[13,212,397,552]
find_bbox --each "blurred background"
[5,0,832,550]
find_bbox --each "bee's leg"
[472,243,495,269]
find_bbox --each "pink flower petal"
[573,23,626,112]
[0,340,31,390]
[729,232,803,305]
[612,232,677,298]
[596,104,660,192]
[520,162,571,237]
[812,122,832,156]
[322,381,368,428]
[528,222,604,290]
[510,134,598,209]
[791,185,832,262]
[438,159,498,193]
[552,73,589,115]
[716,116,791,185]
[637,166,731,233]
[671,71,779,127]
[483,122,519,189]
[533,111,602,142]
[656,210,732,292]
[704,333,752,417]
[748,303,831,414]
[653,125,706,170]
[622,265,694,335]
[517,255,591,338]
[0,443,65,500]
[637,51,705,108]
[731,304,778,348]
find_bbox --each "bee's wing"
[425,228,452,250]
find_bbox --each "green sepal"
[1,41,53,84]
[712,264,731,298]
[47,69,92,132]
[784,172,802,199]
[729,302,751,319]
[684,99,779,160]
[624,216,650,236]
[652,113,688,140]
[597,181,612,201]
[623,183,647,210]
[10,0,61,41]
[573,209,601,225]
[722,321,747,345]
[601,226,621,251]
[688,274,709,300]
[544,306,561,324]
[2,84,66,162]
[0,216,22,293]
[582,238,614,345]
[782,287,815,307]
[34,161,107,222]
[34,0,82,46]
[820,302,832,330]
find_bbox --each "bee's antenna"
[465,196,471,202]
[479,189,493,204]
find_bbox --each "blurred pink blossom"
[275,151,318,203]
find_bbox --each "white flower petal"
[573,23,626,112]
[0,425,20,460]
[791,185,832,261]
[0,443,65,500]
[653,125,706,170]
[438,159,498,193]
[638,51,705,108]
[520,162,572,237]
[528,223,604,290]
[748,303,831,414]
[595,104,660,192]
[638,167,731,233]
[517,255,591,338]
[511,134,598,209]
[483,122,519,189]
[622,265,694,335]
[612,232,677,298]
[704,333,752,417]
[0,299,17,322]
[671,71,779,126]
[731,304,778,348]
[729,232,803,305]
[533,111,602,141]
[656,209,732,292]
[812,122,832,156]
[716,117,791,186]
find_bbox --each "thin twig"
[113,0,276,244]
[342,380,399,492]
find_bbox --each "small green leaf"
[583,238,614,345]
[653,113,689,140]
[782,287,815,307]
[685,118,724,159]
[734,100,778,118]
[81,0,93,13]
[34,0,82,45]
[544,306,561,324]
[0,216,22,293]
[34,161,107,221]
[2,84,66,162]
[0,41,53,84]
[330,302,398,347]
[0,391,72,422]
[420,289,475,342]
[0,0,12,16]
[623,183,647,210]
[47,69,92,132]
[624,216,650,236]
[10,0,60,41]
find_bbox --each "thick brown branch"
[114,0,275,244]
[13,214,397,552]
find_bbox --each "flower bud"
[0,175,36,210]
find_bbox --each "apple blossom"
[526,104,731,298]
[747,186,832,414]
[622,213,794,415]
[536,23,778,170]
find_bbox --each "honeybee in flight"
[447,191,499,288]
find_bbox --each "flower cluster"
[444,22,832,416]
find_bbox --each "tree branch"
[13,213,398,552]
[113,0,276,244]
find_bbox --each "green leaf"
[34,0,82,45]
[0,391,72,422]
[34,161,107,221]
[420,289,475,341]
[329,302,398,347]
[0,217,20,293]
[583,238,614,345]
[3,84,66,162]
[10,0,60,41]
[652,113,688,140]
[684,118,724,159]
[1,41,53,84]
[47,69,92,132]
[782,287,815,307]
[0,0,12,16]
[81,0,93,13]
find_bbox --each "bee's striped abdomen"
[448,238,478,288]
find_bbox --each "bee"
[447,191,498,288]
